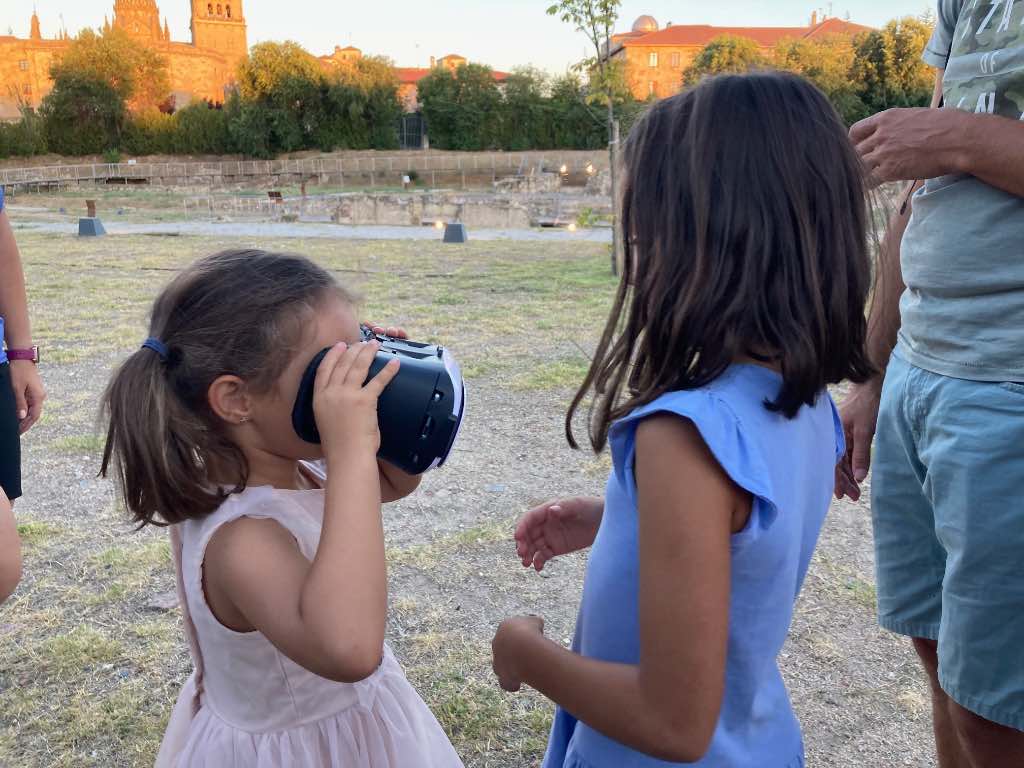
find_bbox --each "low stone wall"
[330,192,532,229]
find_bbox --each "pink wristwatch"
[6,346,39,363]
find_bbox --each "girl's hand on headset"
[363,322,408,340]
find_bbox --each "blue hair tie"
[142,337,169,361]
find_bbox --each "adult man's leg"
[913,638,970,768]
[916,374,1024,768]
[871,353,971,768]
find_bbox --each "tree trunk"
[608,102,620,276]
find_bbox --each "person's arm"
[0,208,45,433]
[204,342,401,683]
[363,323,421,503]
[834,72,943,501]
[0,212,30,351]
[0,490,23,604]
[852,70,1024,198]
[493,416,742,762]
[378,459,421,502]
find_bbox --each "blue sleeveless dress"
[544,365,843,768]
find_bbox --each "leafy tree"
[683,35,769,86]
[122,109,175,155]
[237,41,322,101]
[329,56,401,149]
[417,67,460,149]
[547,0,624,274]
[774,35,869,124]
[52,28,169,112]
[0,108,47,157]
[548,73,606,148]
[851,17,934,113]
[499,67,553,150]
[170,102,232,154]
[418,64,502,150]
[40,71,126,155]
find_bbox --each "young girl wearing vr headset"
[492,72,874,767]
[100,250,462,767]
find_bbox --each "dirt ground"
[0,220,934,766]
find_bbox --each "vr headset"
[292,326,466,475]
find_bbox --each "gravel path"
[15,219,613,243]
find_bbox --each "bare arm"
[205,342,399,683]
[0,211,30,350]
[853,69,1024,199]
[378,459,420,503]
[954,113,1024,197]
[863,70,944,367]
[493,416,743,762]
[0,208,45,432]
[834,72,941,500]
[0,490,22,604]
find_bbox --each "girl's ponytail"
[100,249,348,527]
[100,341,238,526]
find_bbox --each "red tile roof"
[618,18,872,49]
[395,67,509,85]
[396,68,431,85]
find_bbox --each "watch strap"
[6,346,39,363]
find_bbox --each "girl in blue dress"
[491,71,875,767]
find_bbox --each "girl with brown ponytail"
[101,249,462,767]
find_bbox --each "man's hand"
[9,359,44,435]
[835,378,883,502]
[851,107,969,185]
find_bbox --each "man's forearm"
[0,212,32,347]
[865,192,914,374]
[953,113,1024,198]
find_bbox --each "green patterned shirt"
[898,0,1024,381]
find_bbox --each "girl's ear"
[208,375,253,426]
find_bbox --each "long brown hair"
[101,249,353,527]
[568,71,874,451]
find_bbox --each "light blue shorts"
[872,350,1024,731]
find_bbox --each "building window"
[217,4,222,15]
[19,60,28,71]
[648,52,659,67]
[23,84,31,96]
[208,3,213,15]
[671,52,681,68]
[226,5,232,18]
[649,81,657,97]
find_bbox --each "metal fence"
[0,151,607,190]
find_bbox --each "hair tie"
[142,337,169,361]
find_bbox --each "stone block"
[78,217,106,237]
[443,223,468,243]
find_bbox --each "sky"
[6,1,933,73]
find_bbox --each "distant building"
[319,48,509,112]
[609,12,872,100]
[0,1,248,121]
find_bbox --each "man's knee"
[949,700,1024,767]
[911,637,940,678]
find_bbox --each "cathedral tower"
[112,0,163,42]
[191,0,248,79]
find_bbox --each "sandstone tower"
[113,0,165,42]
[191,0,247,79]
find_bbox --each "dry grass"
[0,201,935,767]
[0,225,614,768]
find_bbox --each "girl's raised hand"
[312,341,400,460]
[514,497,604,572]
[364,322,408,340]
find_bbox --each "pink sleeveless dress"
[155,467,463,768]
